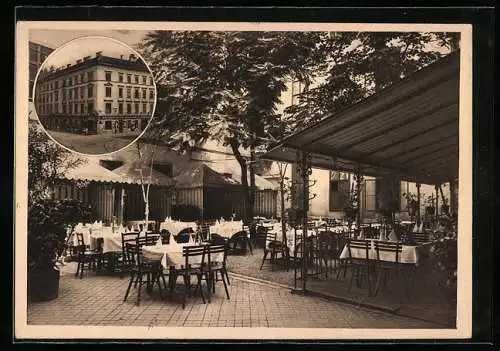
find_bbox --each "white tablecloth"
[339,240,419,265]
[159,221,197,235]
[209,221,244,238]
[142,240,224,269]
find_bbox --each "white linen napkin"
[388,229,398,242]
[358,229,365,240]
[156,237,162,247]
[412,223,419,233]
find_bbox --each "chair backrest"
[182,245,207,268]
[137,235,158,247]
[198,224,211,241]
[207,244,227,268]
[346,239,370,260]
[76,232,85,247]
[374,241,402,263]
[122,232,139,252]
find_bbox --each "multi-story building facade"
[29,41,54,101]
[34,52,155,135]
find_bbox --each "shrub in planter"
[429,222,457,306]
[28,199,96,301]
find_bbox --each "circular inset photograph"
[33,36,156,155]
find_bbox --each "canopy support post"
[435,183,440,228]
[416,183,421,224]
[299,151,310,293]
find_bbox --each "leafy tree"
[139,31,325,231]
[284,31,460,129]
[28,122,86,208]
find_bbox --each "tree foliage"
[284,31,460,130]
[28,123,86,207]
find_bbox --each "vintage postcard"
[15,21,473,340]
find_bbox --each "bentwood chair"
[206,244,231,301]
[123,240,166,306]
[74,233,100,279]
[168,245,209,309]
[260,232,288,271]
[373,241,414,300]
[342,239,373,295]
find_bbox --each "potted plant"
[424,195,436,216]
[28,199,95,301]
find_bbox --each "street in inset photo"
[32,36,156,155]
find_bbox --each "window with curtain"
[329,171,351,211]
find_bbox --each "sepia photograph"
[31,34,156,155]
[15,21,473,340]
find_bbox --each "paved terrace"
[27,262,441,329]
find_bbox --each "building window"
[364,179,377,212]
[105,103,112,114]
[87,71,94,81]
[87,85,93,98]
[75,104,79,113]
[142,103,146,113]
[74,88,78,100]
[329,171,351,211]
[149,77,153,85]
[134,103,139,114]
[87,102,94,114]
[127,103,131,114]
[118,103,123,114]
[55,81,59,89]
[127,74,131,83]
[105,71,112,81]
[118,87,123,98]
[80,87,84,99]
[68,89,72,100]
[80,74,85,83]
[54,92,58,102]
[80,103,84,114]
[105,121,112,130]
[142,76,147,84]
[149,103,153,113]
[135,75,139,84]
[149,89,154,99]
[134,88,139,99]
[105,86,112,97]
[119,73,123,83]
[142,88,146,99]
[126,87,131,98]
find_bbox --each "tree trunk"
[229,139,254,238]
[249,148,256,220]
[280,179,287,243]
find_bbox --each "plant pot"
[28,266,60,302]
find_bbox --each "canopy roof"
[113,162,173,187]
[63,160,123,183]
[264,51,460,185]
[175,162,277,190]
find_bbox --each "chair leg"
[260,250,268,270]
[124,271,135,302]
[182,274,188,309]
[348,267,355,292]
[136,274,143,306]
[196,273,206,304]
[205,272,211,303]
[156,272,164,301]
[225,269,230,285]
[220,270,230,300]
